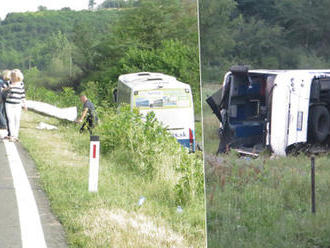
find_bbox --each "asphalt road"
[0,140,67,248]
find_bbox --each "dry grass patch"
[79,208,188,248]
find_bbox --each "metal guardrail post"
[311,156,316,214]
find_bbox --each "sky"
[0,0,105,20]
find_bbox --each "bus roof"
[118,72,190,91]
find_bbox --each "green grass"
[19,111,206,247]
[202,83,330,248]
[206,153,330,248]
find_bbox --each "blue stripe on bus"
[177,139,195,152]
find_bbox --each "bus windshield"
[133,88,191,109]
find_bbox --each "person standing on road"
[4,69,27,142]
[0,70,11,135]
[76,95,98,135]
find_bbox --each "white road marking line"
[4,140,47,248]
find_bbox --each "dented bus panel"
[207,66,330,156]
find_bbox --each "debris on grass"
[36,122,58,130]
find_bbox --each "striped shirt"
[5,82,26,105]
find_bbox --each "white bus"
[207,66,330,156]
[117,72,195,151]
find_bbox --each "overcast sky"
[0,0,105,20]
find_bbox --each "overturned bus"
[206,66,330,156]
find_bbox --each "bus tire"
[308,105,330,143]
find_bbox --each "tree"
[232,17,284,68]
[234,0,278,22]
[98,0,136,9]
[38,6,47,11]
[113,0,197,49]
[274,0,330,59]
[89,0,96,10]
[72,22,98,74]
[199,0,238,80]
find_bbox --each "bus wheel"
[308,105,330,143]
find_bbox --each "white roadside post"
[88,136,100,192]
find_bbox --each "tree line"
[200,0,330,82]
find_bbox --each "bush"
[96,105,204,205]
[26,85,79,108]
[78,81,115,107]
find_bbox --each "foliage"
[96,105,204,204]
[98,0,138,9]
[78,81,114,108]
[232,17,284,68]
[88,0,96,10]
[234,0,278,21]
[0,10,118,69]
[112,0,197,50]
[26,84,79,108]
[200,0,330,82]
[0,9,119,89]
[199,0,237,68]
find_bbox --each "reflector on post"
[89,136,100,192]
[189,128,194,153]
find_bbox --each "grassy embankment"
[202,84,330,247]
[19,110,206,247]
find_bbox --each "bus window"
[134,89,191,109]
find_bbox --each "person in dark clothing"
[76,95,98,135]
[0,70,11,132]
[0,77,6,129]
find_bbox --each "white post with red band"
[88,136,100,192]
